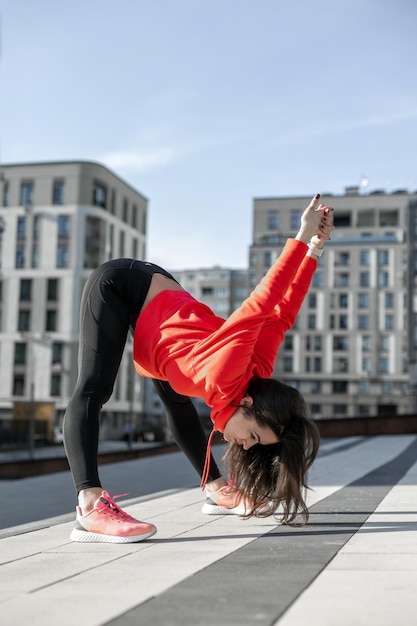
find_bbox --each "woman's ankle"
[78,487,103,515]
[205,477,227,493]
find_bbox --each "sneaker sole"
[201,502,247,515]
[70,525,157,543]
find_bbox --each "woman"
[64,193,334,543]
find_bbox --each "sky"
[1,0,416,269]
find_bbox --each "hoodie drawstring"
[200,428,216,490]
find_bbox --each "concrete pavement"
[1,435,417,625]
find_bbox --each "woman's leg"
[152,379,224,484]
[63,261,145,497]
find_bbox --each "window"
[314,336,322,350]
[267,211,278,230]
[339,293,348,308]
[358,314,369,330]
[333,404,347,415]
[378,357,389,373]
[263,251,273,268]
[362,357,371,373]
[333,380,348,393]
[310,381,321,394]
[46,310,57,332]
[360,250,370,266]
[48,279,59,301]
[2,181,9,206]
[56,244,69,268]
[378,271,389,287]
[110,189,116,214]
[333,336,349,350]
[50,374,61,397]
[382,381,393,395]
[358,293,369,308]
[335,273,349,287]
[312,272,323,288]
[52,342,63,364]
[357,210,375,227]
[385,314,394,330]
[19,279,32,301]
[362,335,371,351]
[290,210,301,230]
[92,182,107,208]
[33,214,40,241]
[378,250,389,265]
[339,314,348,329]
[358,380,370,394]
[283,356,293,372]
[17,216,26,239]
[308,314,316,330]
[360,272,370,287]
[132,204,138,228]
[14,343,27,365]
[20,181,34,206]
[119,231,125,257]
[336,252,350,266]
[284,335,293,351]
[32,245,38,268]
[52,180,65,205]
[334,357,349,372]
[313,357,322,372]
[18,310,30,331]
[13,374,25,396]
[308,293,317,308]
[16,244,25,268]
[385,292,394,308]
[57,215,70,238]
[380,210,398,226]
[123,198,129,222]
[380,336,389,352]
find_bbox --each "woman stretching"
[63,194,334,543]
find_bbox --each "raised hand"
[295,194,334,246]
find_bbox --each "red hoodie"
[134,239,317,435]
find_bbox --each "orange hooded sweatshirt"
[134,239,317,436]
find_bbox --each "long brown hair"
[223,378,320,525]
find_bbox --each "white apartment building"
[250,187,417,418]
[0,161,147,442]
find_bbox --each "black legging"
[63,259,221,493]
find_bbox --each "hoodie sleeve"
[251,254,317,378]
[190,239,311,392]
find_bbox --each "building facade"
[0,161,147,442]
[250,187,417,418]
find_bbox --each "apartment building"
[142,266,249,434]
[250,187,417,418]
[0,161,147,441]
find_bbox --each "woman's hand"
[295,194,334,245]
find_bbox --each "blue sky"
[1,0,416,268]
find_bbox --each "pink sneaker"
[70,490,157,543]
[202,486,258,516]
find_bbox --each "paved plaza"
[1,435,417,625]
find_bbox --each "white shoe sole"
[201,502,248,515]
[70,525,157,543]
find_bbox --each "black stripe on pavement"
[105,436,417,626]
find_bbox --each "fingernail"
[315,193,320,199]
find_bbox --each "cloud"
[100,147,179,173]
[270,106,417,147]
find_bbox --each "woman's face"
[223,397,279,450]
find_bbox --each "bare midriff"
[141,273,186,314]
